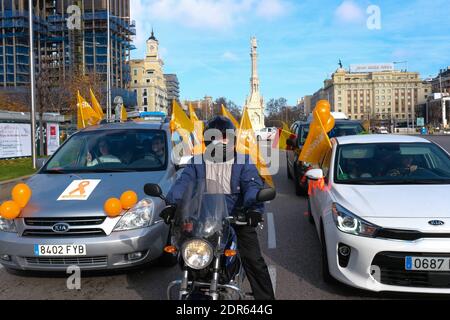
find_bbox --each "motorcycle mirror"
[257,188,276,202]
[144,183,164,199]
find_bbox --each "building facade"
[244,37,265,130]
[0,0,135,101]
[430,67,450,94]
[164,74,180,103]
[130,31,168,113]
[312,67,431,124]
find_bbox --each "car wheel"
[287,160,293,180]
[320,221,337,284]
[294,165,307,197]
[307,198,314,225]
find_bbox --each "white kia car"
[306,134,450,294]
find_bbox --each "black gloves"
[246,210,263,228]
[160,205,177,225]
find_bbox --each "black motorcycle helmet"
[204,116,236,139]
[204,116,236,162]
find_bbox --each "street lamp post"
[28,0,37,169]
[106,0,112,122]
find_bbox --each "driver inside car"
[164,116,275,300]
[87,138,121,167]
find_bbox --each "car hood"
[19,171,170,218]
[332,184,450,219]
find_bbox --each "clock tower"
[146,29,159,59]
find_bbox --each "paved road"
[0,135,449,300]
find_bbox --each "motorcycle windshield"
[172,179,229,245]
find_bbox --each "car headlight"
[332,203,379,238]
[113,199,154,231]
[182,239,214,270]
[0,217,17,233]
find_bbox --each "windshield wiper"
[80,168,138,173]
[43,169,68,174]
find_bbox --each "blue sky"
[130,0,450,107]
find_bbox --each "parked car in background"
[286,117,365,195]
[0,121,184,272]
[256,127,277,141]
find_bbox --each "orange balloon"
[11,183,32,208]
[0,200,21,220]
[315,100,335,132]
[120,190,138,210]
[104,198,122,217]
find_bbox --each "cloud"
[222,51,239,61]
[335,0,365,24]
[131,0,290,32]
[256,0,289,20]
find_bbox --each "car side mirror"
[257,188,276,202]
[305,169,324,181]
[144,183,164,200]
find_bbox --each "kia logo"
[52,223,70,233]
[428,220,445,226]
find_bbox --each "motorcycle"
[144,179,276,300]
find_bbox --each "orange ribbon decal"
[69,181,90,195]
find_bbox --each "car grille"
[376,228,450,241]
[24,256,108,267]
[372,252,450,288]
[22,217,107,238]
[24,217,105,226]
[22,229,106,237]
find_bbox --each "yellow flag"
[273,121,295,150]
[189,103,199,123]
[120,106,128,122]
[90,88,104,119]
[188,103,205,155]
[221,104,240,129]
[77,91,101,129]
[171,100,196,155]
[171,100,194,133]
[237,108,274,187]
[299,109,333,164]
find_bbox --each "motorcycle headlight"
[182,239,214,270]
[332,203,379,238]
[0,217,16,233]
[113,199,154,232]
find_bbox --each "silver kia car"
[0,121,184,272]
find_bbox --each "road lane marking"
[267,212,276,249]
[268,265,277,294]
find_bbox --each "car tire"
[294,165,307,197]
[320,221,337,285]
[287,160,293,180]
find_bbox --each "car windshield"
[335,143,450,185]
[172,179,229,247]
[300,122,364,144]
[42,129,167,173]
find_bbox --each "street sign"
[417,117,425,126]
